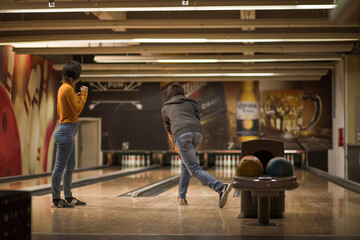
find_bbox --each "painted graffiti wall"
[0,46,58,177]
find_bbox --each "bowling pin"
[124,154,128,167]
[171,154,174,166]
[16,67,38,175]
[28,64,41,173]
[131,154,135,167]
[141,155,145,166]
[218,163,223,177]
[146,155,150,166]
[38,60,48,172]
[136,155,140,167]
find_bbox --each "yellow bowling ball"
[236,155,264,177]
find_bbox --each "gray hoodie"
[161,95,203,143]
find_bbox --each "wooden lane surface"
[0,166,129,190]
[31,168,178,233]
[158,168,360,235]
[31,167,360,237]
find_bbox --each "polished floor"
[7,166,360,239]
[0,166,123,190]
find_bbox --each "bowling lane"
[31,166,360,239]
[32,167,178,234]
[0,166,125,190]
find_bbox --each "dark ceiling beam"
[1,19,358,31]
[52,62,335,71]
[80,75,324,83]
[13,44,354,55]
[2,33,360,43]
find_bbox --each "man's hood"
[164,95,197,105]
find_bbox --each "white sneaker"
[219,183,233,208]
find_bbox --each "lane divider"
[119,175,180,197]
[21,164,160,196]
[0,164,109,184]
[119,165,209,197]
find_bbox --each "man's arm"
[162,108,181,158]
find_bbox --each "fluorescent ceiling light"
[0,5,337,13]
[218,58,338,63]
[94,56,341,63]
[5,36,358,48]
[81,73,280,78]
[157,59,219,63]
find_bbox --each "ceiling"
[1,0,360,83]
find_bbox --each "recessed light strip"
[81,73,280,78]
[0,5,337,13]
[94,56,341,63]
[5,36,358,48]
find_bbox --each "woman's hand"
[80,86,88,92]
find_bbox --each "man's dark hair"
[62,60,82,82]
[167,82,185,99]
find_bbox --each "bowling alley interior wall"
[1,44,345,178]
[80,78,333,152]
[0,46,59,177]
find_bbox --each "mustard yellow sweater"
[57,82,88,123]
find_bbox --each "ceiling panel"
[0,0,359,82]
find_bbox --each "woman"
[51,60,88,208]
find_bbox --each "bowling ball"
[266,157,293,177]
[236,155,264,177]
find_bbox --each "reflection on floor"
[19,167,359,240]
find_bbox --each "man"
[161,83,232,208]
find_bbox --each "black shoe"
[219,183,233,208]
[53,199,74,208]
[178,198,188,205]
[66,197,86,206]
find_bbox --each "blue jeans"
[176,132,224,199]
[51,122,78,200]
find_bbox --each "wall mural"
[161,78,332,151]
[83,78,333,152]
[0,46,58,177]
